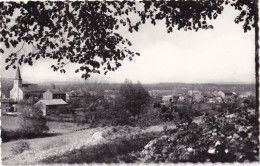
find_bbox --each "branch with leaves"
[0,0,256,79]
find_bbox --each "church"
[6,67,68,115]
[10,67,45,101]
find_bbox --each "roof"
[20,83,45,93]
[46,89,65,94]
[21,87,45,93]
[212,91,219,97]
[0,98,16,103]
[194,93,204,98]
[15,67,22,80]
[36,99,67,106]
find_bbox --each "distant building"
[104,90,119,101]
[212,91,220,98]
[224,91,234,98]
[218,91,225,99]
[0,98,17,114]
[193,93,204,103]
[10,67,45,101]
[35,99,68,116]
[188,90,201,96]
[239,91,254,98]
[65,90,84,101]
[162,95,173,103]
[88,91,98,96]
[43,89,66,101]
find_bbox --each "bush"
[1,129,22,142]
[19,104,49,136]
[141,101,259,163]
[11,140,30,155]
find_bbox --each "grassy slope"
[2,124,174,165]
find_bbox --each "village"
[1,67,255,118]
[1,67,257,164]
[1,0,258,164]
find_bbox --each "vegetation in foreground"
[142,98,258,163]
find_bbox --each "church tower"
[14,67,23,88]
[10,67,23,101]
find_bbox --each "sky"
[0,5,255,84]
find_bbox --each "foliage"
[19,104,49,136]
[0,1,256,79]
[136,107,162,127]
[119,79,150,118]
[11,140,30,155]
[159,102,193,126]
[142,98,259,163]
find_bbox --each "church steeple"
[15,67,22,80]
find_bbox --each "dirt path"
[2,124,173,165]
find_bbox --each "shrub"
[11,140,30,155]
[18,104,49,137]
[141,101,259,163]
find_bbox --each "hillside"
[2,124,175,165]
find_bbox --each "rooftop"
[36,99,67,105]
[46,89,65,94]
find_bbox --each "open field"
[1,115,21,131]
[1,115,89,134]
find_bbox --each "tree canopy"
[0,0,257,79]
[119,79,150,117]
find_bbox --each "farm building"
[35,99,68,116]
[0,98,17,114]
[43,89,66,101]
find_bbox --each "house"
[162,95,173,103]
[104,90,119,101]
[212,91,220,98]
[0,98,17,114]
[203,92,216,103]
[35,99,68,116]
[217,91,225,99]
[65,90,83,101]
[216,96,223,103]
[10,67,45,101]
[43,89,66,101]
[224,91,234,98]
[193,93,204,103]
[239,91,254,98]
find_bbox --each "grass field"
[1,115,89,134]
[1,115,21,131]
